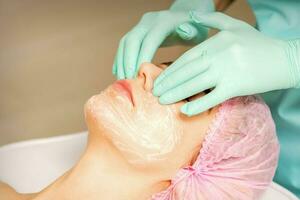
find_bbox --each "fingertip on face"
[137,62,219,118]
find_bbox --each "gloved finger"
[153,56,210,96]
[112,57,117,75]
[123,28,148,78]
[154,34,220,86]
[154,47,206,87]
[116,36,126,80]
[136,24,173,68]
[159,70,216,104]
[190,11,247,31]
[181,86,230,116]
[112,49,121,76]
[176,22,198,41]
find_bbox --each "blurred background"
[0,0,254,146]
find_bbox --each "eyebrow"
[157,61,173,70]
[161,61,173,66]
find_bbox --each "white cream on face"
[85,82,182,164]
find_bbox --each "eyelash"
[184,89,211,102]
[185,98,191,102]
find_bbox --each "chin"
[83,81,186,166]
[83,93,110,134]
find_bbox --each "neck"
[32,131,170,200]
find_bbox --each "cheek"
[86,89,183,165]
[168,107,217,166]
[133,91,183,158]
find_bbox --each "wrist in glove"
[285,39,300,88]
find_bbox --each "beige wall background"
[0,0,254,146]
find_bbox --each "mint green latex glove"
[153,11,300,116]
[113,0,214,79]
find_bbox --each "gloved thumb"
[176,22,199,41]
[190,11,247,31]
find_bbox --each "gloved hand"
[113,0,215,79]
[153,11,300,116]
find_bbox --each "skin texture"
[0,63,218,200]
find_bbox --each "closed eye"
[184,89,211,102]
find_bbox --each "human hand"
[153,12,300,116]
[113,0,215,79]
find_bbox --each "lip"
[112,80,134,106]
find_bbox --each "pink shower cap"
[151,95,280,200]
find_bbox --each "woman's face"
[84,63,218,174]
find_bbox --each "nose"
[138,63,162,92]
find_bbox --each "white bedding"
[0,132,298,199]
